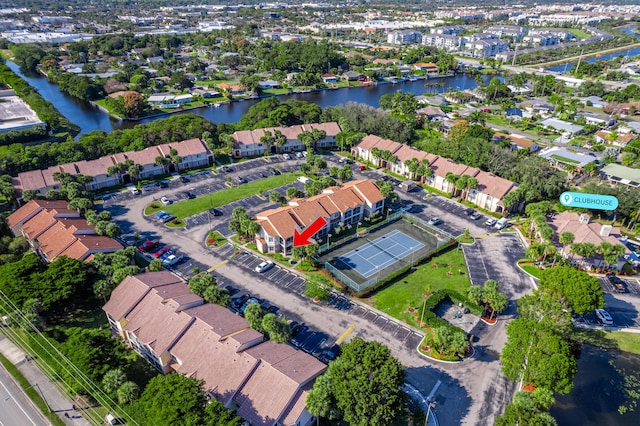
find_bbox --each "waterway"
[551,344,640,426]
[5,60,485,136]
[546,26,640,73]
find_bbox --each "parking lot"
[599,276,640,297]
[573,309,640,329]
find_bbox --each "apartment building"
[422,34,464,51]
[231,122,341,157]
[103,272,326,426]
[13,138,213,196]
[6,200,122,262]
[353,136,519,214]
[254,180,385,255]
[387,30,422,45]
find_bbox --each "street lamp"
[326,233,332,249]
[424,402,436,426]
[4,383,50,413]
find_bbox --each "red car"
[154,247,171,258]
[138,240,160,252]
[359,165,366,171]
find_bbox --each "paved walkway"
[0,332,90,426]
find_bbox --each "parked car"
[231,294,250,309]
[158,181,169,188]
[220,166,233,172]
[470,212,481,220]
[237,176,247,184]
[180,176,190,183]
[209,208,223,216]
[130,187,140,195]
[494,218,509,230]
[240,297,260,313]
[287,320,301,336]
[297,176,312,184]
[358,165,366,171]
[156,211,170,220]
[160,196,172,206]
[464,208,474,216]
[138,240,159,252]
[158,250,175,261]
[163,254,183,266]
[484,218,497,227]
[295,152,304,159]
[162,215,177,223]
[154,247,171,258]
[302,151,308,157]
[595,308,613,326]
[184,191,196,199]
[223,285,239,296]
[271,168,280,176]
[428,217,441,226]
[282,153,291,160]
[255,260,275,273]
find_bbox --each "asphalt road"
[0,364,48,426]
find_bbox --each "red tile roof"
[474,170,517,200]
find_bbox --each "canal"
[546,26,640,73]
[6,60,485,136]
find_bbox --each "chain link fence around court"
[315,212,455,295]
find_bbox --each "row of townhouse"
[13,138,212,197]
[231,122,341,158]
[6,200,122,262]
[353,135,519,214]
[104,271,326,426]
[254,180,385,255]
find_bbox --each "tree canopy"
[306,338,405,425]
[539,266,604,315]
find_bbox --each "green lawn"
[573,328,640,355]
[206,231,228,247]
[521,264,543,278]
[161,172,301,218]
[367,248,470,328]
[568,28,591,40]
[262,88,291,96]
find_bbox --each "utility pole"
[511,43,518,67]
[575,49,584,74]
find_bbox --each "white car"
[160,196,172,206]
[428,217,441,226]
[295,152,304,159]
[163,254,183,266]
[130,187,140,195]
[255,260,275,273]
[282,153,291,160]
[484,218,497,227]
[297,176,312,184]
[595,308,613,326]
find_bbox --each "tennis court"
[336,230,424,278]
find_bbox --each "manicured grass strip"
[521,264,543,278]
[206,231,228,247]
[369,248,470,329]
[573,328,640,356]
[0,352,66,426]
[162,172,301,218]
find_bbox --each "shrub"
[305,279,330,301]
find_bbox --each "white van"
[297,176,312,184]
[494,218,509,230]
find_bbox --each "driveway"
[104,155,537,426]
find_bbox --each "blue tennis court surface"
[336,229,425,278]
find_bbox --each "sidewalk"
[0,332,91,426]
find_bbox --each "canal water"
[546,26,640,73]
[551,344,640,426]
[5,60,485,136]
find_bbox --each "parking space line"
[207,260,229,272]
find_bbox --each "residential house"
[413,62,439,74]
[527,103,555,116]
[594,130,636,148]
[505,107,523,120]
[103,271,326,426]
[548,212,630,270]
[6,199,122,263]
[579,96,606,109]
[493,132,539,152]
[466,170,519,213]
[254,180,385,255]
[74,156,119,191]
[341,71,364,81]
[258,80,281,89]
[580,113,615,127]
[416,106,446,121]
[538,146,597,170]
[600,164,640,189]
[321,74,338,84]
[540,118,584,136]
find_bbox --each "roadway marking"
[207,260,229,272]
[0,375,38,426]
[336,324,356,345]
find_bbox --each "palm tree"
[404,158,419,179]
[579,242,597,269]
[155,156,170,172]
[117,381,139,404]
[559,232,574,259]
[370,147,382,166]
[487,292,508,320]
[468,111,487,126]
[445,172,458,194]
[169,148,182,171]
[102,369,126,394]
